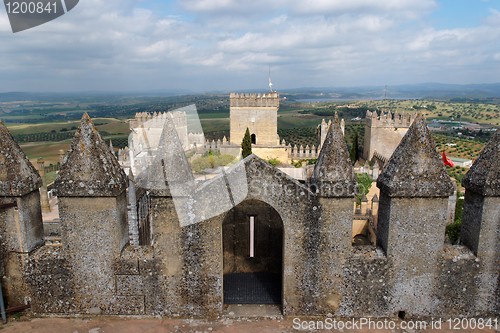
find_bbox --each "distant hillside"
[2,82,500,102]
[281,83,500,101]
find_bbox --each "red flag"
[442,151,454,167]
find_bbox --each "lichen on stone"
[377,114,454,197]
[313,113,356,197]
[0,121,42,196]
[55,113,127,197]
[462,131,500,196]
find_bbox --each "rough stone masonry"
[0,112,498,318]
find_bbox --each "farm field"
[7,118,129,136]
[2,95,498,185]
[21,141,71,165]
[363,99,500,125]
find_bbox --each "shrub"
[267,158,280,166]
[355,173,373,205]
[191,154,237,173]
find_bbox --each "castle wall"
[343,247,390,316]
[0,114,498,319]
[0,191,44,306]
[127,111,193,176]
[229,93,279,146]
[137,195,223,317]
[378,196,449,316]
[435,245,481,316]
[252,146,289,162]
[363,111,415,161]
[58,195,129,313]
[364,126,409,161]
[126,157,351,317]
[0,191,44,254]
[460,191,500,315]
[230,107,278,146]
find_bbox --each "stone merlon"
[377,114,454,197]
[0,121,42,196]
[55,113,127,197]
[313,114,356,197]
[462,131,500,196]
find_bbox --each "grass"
[278,114,326,129]
[200,119,230,133]
[191,153,238,173]
[44,171,58,185]
[21,141,71,165]
[6,118,127,135]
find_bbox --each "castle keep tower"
[229,92,280,146]
[363,110,416,162]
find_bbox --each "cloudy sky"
[1,0,500,92]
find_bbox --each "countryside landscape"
[1,87,499,246]
[1,87,498,186]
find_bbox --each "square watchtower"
[229,92,280,146]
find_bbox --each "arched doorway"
[251,133,256,144]
[222,199,283,305]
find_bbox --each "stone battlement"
[229,92,279,108]
[366,110,417,128]
[130,110,187,129]
[0,114,498,319]
[363,110,418,161]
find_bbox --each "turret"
[55,113,128,314]
[0,121,44,306]
[376,114,454,316]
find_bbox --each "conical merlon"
[55,113,127,197]
[313,115,355,197]
[462,131,500,196]
[377,114,454,197]
[0,122,42,196]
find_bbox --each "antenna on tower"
[384,85,388,99]
[268,65,275,92]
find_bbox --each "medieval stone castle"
[363,110,418,166]
[0,92,498,319]
[117,93,346,177]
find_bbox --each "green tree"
[350,132,359,164]
[355,173,373,205]
[241,128,252,158]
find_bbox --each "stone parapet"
[229,92,279,108]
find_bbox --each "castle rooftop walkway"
[2,316,499,333]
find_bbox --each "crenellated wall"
[363,110,418,162]
[0,114,498,319]
[229,92,280,146]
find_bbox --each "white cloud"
[0,0,499,91]
[289,0,437,15]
